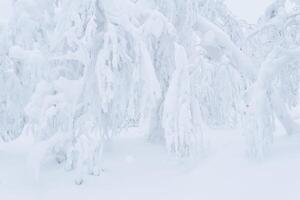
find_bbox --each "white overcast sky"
[0,0,272,24]
[0,0,12,23]
[225,0,273,23]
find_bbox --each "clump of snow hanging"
[163,43,202,157]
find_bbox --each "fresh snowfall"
[1,0,300,199]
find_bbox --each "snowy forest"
[1,0,300,199]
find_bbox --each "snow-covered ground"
[1,127,300,200]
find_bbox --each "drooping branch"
[194,16,257,81]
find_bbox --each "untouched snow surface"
[1,127,300,200]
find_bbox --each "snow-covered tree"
[2,0,300,184]
[241,0,300,158]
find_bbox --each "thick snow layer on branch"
[194,17,257,80]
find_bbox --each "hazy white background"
[226,0,273,23]
[0,0,273,24]
[0,0,12,23]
